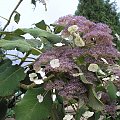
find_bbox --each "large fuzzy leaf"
[0,39,32,52]
[14,28,63,44]
[15,88,53,120]
[26,39,42,48]
[0,64,25,96]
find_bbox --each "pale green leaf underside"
[0,39,32,52]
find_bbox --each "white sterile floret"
[110,75,119,81]
[115,33,120,41]
[29,73,38,81]
[74,33,85,47]
[68,25,78,34]
[34,80,44,84]
[82,111,94,118]
[88,63,99,72]
[29,73,44,84]
[80,116,87,120]
[50,59,60,68]
[98,115,104,120]
[21,94,25,99]
[24,67,30,73]
[97,92,102,100]
[73,72,83,77]
[54,42,65,46]
[63,114,73,120]
[52,94,56,101]
[101,58,108,64]
[98,69,106,75]
[37,94,44,103]
[102,77,110,81]
[116,91,120,97]
[37,68,47,79]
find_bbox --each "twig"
[2,0,23,31]
[20,74,55,90]
[0,16,8,21]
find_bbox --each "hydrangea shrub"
[0,15,120,120]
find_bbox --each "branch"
[20,74,55,90]
[2,0,23,31]
[0,16,8,21]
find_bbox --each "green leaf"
[0,39,32,52]
[75,107,86,120]
[94,112,101,120]
[15,88,53,120]
[0,64,25,96]
[88,86,104,111]
[0,59,12,73]
[50,24,64,34]
[54,25,64,34]
[0,99,8,120]
[35,20,47,30]
[50,103,65,120]
[40,37,53,50]
[107,81,117,100]
[17,28,63,44]
[4,34,24,40]
[26,39,42,48]
[79,73,93,85]
[26,39,42,55]
[14,12,20,24]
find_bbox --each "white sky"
[0,0,120,30]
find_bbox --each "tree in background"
[75,0,120,35]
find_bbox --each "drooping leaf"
[0,39,32,52]
[15,28,63,44]
[26,39,42,55]
[0,64,25,96]
[0,99,8,120]
[4,34,24,40]
[26,39,42,48]
[40,37,53,50]
[35,20,47,30]
[15,88,53,120]
[88,86,104,111]
[107,81,117,100]
[14,12,20,24]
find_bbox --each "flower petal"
[88,63,99,72]
[50,59,60,68]
[37,94,44,103]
